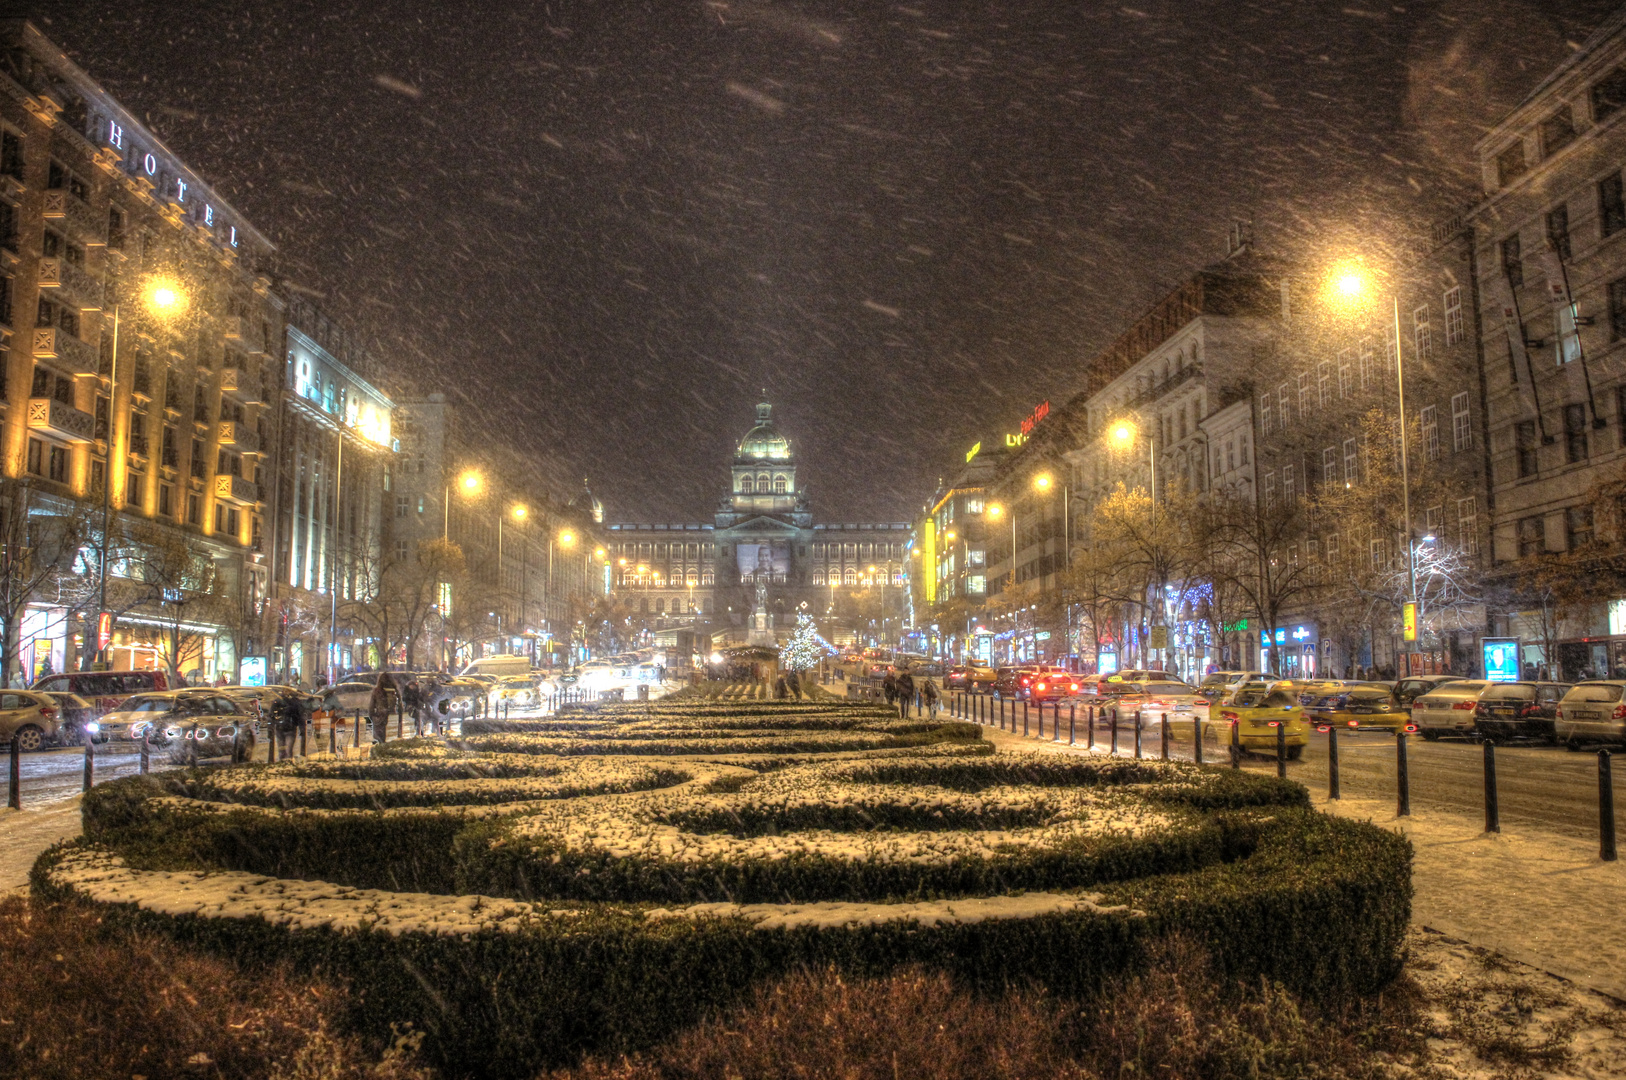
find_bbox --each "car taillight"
[1451,701,1476,710]
[38,706,56,719]
[1614,704,1626,721]
[1036,682,1047,691]
[1069,684,1079,692]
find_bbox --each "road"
[949,694,1621,842]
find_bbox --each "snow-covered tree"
[781,611,833,671]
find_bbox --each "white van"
[460,655,533,679]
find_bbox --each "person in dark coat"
[882,671,898,706]
[895,670,915,716]
[775,674,789,699]
[786,669,802,701]
[368,674,394,740]
[272,690,301,759]
[401,678,424,735]
[920,676,940,718]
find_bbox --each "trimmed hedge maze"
[36,699,1411,1080]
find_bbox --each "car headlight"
[85,722,100,733]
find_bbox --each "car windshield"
[1348,688,1393,701]
[1567,683,1625,704]
[119,696,171,713]
[1233,691,1270,706]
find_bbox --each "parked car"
[1411,680,1492,739]
[31,670,170,718]
[1555,681,1626,748]
[1027,668,1082,702]
[1212,682,1309,758]
[1393,674,1465,707]
[990,667,1032,699]
[219,684,309,727]
[425,677,484,720]
[35,691,102,744]
[318,680,398,720]
[1303,683,1408,732]
[1196,671,1266,700]
[493,674,542,706]
[0,691,76,752]
[1080,670,1178,697]
[944,664,996,692]
[1101,680,1201,718]
[99,690,255,761]
[1473,682,1571,744]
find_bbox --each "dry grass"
[551,939,1426,1080]
[0,896,431,1080]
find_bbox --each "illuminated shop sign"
[1020,400,1051,436]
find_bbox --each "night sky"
[26,0,1620,522]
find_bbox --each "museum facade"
[607,399,911,644]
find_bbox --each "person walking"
[882,671,898,707]
[368,674,394,741]
[921,676,940,718]
[401,677,423,736]
[895,669,916,718]
[273,690,301,760]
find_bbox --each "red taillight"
[1069,683,1078,692]
[1613,704,1626,721]
[1404,724,1419,733]
[37,706,56,719]
[1036,682,1047,691]
[1451,701,1476,710]
[1348,720,1358,728]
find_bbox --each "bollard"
[1276,721,1286,779]
[1160,712,1170,760]
[1483,740,1500,833]
[1396,732,1411,817]
[1023,700,1029,737]
[299,716,307,758]
[1327,725,1341,800]
[267,721,276,763]
[7,733,19,809]
[1087,705,1095,750]
[232,722,241,765]
[82,737,94,792]
[1134,710,1142,759]
[1109,707,1118,756]
[1229,718,1240,768]
[1601,751,1618,862]
[1069,703,1076,745]
[1054,701,1062,743]
[329,716,337,755]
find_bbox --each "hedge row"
[36,808,1409,1080]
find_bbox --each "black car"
[1474,681,1571,744]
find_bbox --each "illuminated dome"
[736,399,791,461]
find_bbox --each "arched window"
[843,568,857,586]
[774,475,787,493]
[812,569,824,585]
[702,568,715,585]
[757,473,770,490]
[739,476,753,493]
[686,570,698,586]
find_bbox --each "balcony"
[37,256,103,308]
[215,472,257,505]
[32,327,99,375]
[219,367,265,406]
[218,420,259,454]
[41,189,106,243]
[27,397,95,443]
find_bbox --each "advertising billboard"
[1482,638,1519,683]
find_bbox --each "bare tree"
[0,477,93,686]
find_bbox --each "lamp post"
[1109,421,1158,667]
[98,277,187,668]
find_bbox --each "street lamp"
[98,276,189,667]
[1323,263,1418,614]
[443,468,484,539]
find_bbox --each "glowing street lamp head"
[1111,422,1136,447]
[1324,260,1381,315]
[457,469,484,496]
[559,530,577,547]
[986,503,1004,519]
[1032,473,1053,493]
[143,277,188,318]
[594,547,606,559]
[510,503,528,521]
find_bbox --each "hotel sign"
[1020,400,1051,436]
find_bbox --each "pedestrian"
[896,669,916,717]
[787,669,802,700]
[402,678,423,736]
[273,690,300,759]
[921,676,940,718]
[369,674,394,740]
[775,673,789,699]
[882,671,898,706]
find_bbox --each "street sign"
[96,611,112,651]
[1149,626,1169,649]
[1035,631,1051,641]
[1402,602,1418,642]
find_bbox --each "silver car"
[1555,681,1626,747]
[1411,680,1491,739]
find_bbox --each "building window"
[1565,403,1589,463]
[1322,446,1337,486]
[1541,108,1577,157]
[1342,438,1358,482]
[1444,287,1464,345]
[1516,420,1539,478]
[1421,405,1439,461]
[1496,141,1526,187]
[1451,392,1471,451]
[1277,383,1290,426]
[1594,65,1626,121]
[1317,361,1331,407]
[1518,515,1545,557]
[1283,464,1296,505]
[1602,174,1626,238]
[1457,498,1477,556]
[395,493,408,518]
[1547,205,1572,262]
[1413,304,1433,360]
[1568,505,1595,550]
[1262,469,1276,508]
[1360,344,1376,390]
[1369,538,1387,569]
[1337,350,1352,397]
[126,470,140,507]
[159,484,173,517]
[187,493,200,526]
[1500,236,1524,288]
[1296,372,1310,416]
[1260,394,1272,434]
[25,437,42,476]
[739,476,752,493]
[1325,533,1340,564]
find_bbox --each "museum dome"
[736,399,791,461]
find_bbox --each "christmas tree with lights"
[781,610,833,671]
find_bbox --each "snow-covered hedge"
[45,698,1410,1080]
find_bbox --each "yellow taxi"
[1275,679,1353,706]
[1302,682,1407,732]
[1212,681,1310,759]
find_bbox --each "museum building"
[608,399,912,643]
